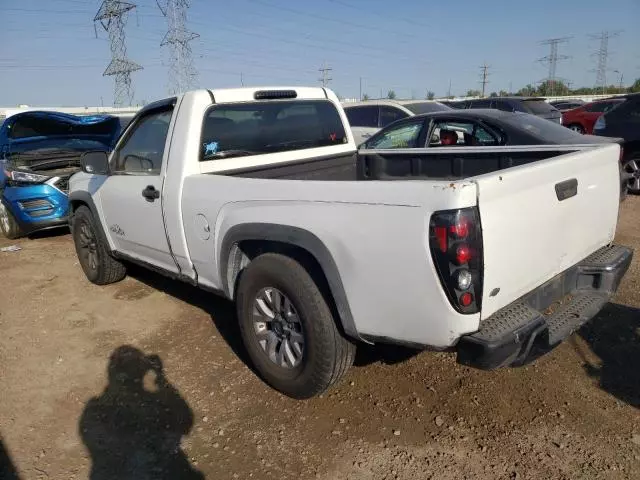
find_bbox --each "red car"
[562,98,625,134]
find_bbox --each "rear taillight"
[429,207,483,314]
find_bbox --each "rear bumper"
[457,245,633,370]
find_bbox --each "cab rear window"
[200,100,347,161]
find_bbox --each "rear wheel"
[623,157,640,195]
[71,205,127,284]
[567,124,585,134]
[236,253,355,399]
[0,200,22,239]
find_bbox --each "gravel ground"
[1,197,639,480]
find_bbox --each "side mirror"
[81,151,110,175]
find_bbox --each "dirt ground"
[1,199,639,480]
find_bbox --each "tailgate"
[476,143,621,319]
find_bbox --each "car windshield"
[507,112,584,143]
[521,99,557,114]
[403,102,451,114]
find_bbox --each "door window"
[429,120,502,146]
[468,99,491,109]
[344,105,379,128]
[111,109,173,174]
[365,119,424,149]
[495,100,514,112]
[379,106,409,127]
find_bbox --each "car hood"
[1,111,122,165]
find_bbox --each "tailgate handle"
[555,178,578,201]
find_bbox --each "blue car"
[0,111,129,238]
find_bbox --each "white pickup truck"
[68,87,632,399]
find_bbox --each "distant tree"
[387,90,396,99]
[465,89,481,97]
[498,90,509,96]
[629,78,640,93]
[489,92,498,97]
[426,90,435,100]
[362,93,370,101]
[515,84,537,96]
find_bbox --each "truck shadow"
[79,345,204,480]
[574,302,640,409]
[126,265,421,372]
[126,265,253,368]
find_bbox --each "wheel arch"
[219,223,362,342]
[68,191,112,252]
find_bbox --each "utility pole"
[157,0,199,95]
[590,31,622,94]
[359,76,362,100]
[318,62,332,88]
[479,63,490,97]
[94,1,142,106]
[538,36,571,97]
[447,78,452,97]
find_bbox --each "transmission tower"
[318,62,332,88]
[538,37,571,96]
[479,63,490,97]
[157,0,199,95]
[589,31,622,94]
[94,1,142,106]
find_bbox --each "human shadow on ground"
[0,436,21,480]
[79,345,204,480]
[574,302,640,409]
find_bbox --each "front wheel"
[236,253,355,399]
[623,157,640,195]
[0,200,22,239]
[71,205,127,285]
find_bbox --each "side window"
[429,120,501,147]
[345,106,379,128]
[469,99,492,109]
[495,100,514,112]
[585,103,607,113]
[112,109,173,174]
[379,106,409,128]
[365,120,424,149]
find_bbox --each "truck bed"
[222,146,596,182]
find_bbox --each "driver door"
[96,104,179,274]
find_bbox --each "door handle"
[362,133,372,138]
[142,185,160,202]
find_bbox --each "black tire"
[567,124,585,134]
[623,156,640,195]
[236,253,355,399]
[71,205,127,285]
[0,200,22,240]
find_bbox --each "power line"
[94,1,142,106]
[589,30,622,94]
[157,0,199,95]
[479,63,490,97]
[538,36,571,96]
[319,62,332,88]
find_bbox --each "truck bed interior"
[223,147,589,181]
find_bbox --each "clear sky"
[1,0,639,106]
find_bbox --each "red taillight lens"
[449,218,470,238]
[455,244,472,265]
[460,292,473,307]
[429,207,483,314]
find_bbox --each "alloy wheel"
[252,287,305,369]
